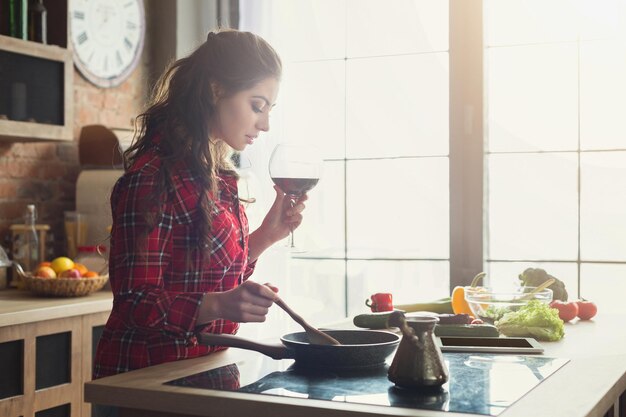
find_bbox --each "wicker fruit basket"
[15,264,108,297]
[23,274,109,297]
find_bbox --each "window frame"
[449,0,485,288]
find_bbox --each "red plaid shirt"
[94,147,256,378]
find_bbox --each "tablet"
[435,336,544,354]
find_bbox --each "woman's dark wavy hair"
[123,29,282,253]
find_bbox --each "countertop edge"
[84,314,626,417]
[84,352,626,417]
[85,352,472,417]
[0,290,113,327]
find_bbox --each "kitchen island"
[85,313,626,417]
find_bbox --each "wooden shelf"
[0,35,69,60]
[0,8,73,142]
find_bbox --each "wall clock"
[70,0,145,88]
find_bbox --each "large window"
[237,0,626,335]
[484,0,626,313]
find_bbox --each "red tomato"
[549,300,579,322]
[576,300,598,320]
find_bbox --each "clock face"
[70,0,145,88]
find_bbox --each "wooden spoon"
[520,278,556,301]
[274,297,341,345]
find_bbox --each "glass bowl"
[464,286,553,324]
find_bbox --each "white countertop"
[84,312,626,417]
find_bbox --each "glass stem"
[287,195,297,248]
[289,230,296,248]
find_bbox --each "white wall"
[176,0,217,58]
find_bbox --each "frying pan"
[198,329,400,370]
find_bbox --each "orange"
[74,263,88,276]
[83,271,99,278]
[37,261,52,269]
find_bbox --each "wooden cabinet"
[0,0,73,142]
[0,291,112,417]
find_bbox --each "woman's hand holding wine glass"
[269,143,322,252]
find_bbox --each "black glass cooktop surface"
[165,353,568,416]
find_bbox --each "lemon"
[50,257,75,275]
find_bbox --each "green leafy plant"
[519,268,568,301]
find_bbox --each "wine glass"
[269,143,323,252]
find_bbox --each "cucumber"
[353,310,470,330]
[353,311,499,337]
[434,324,499,338]
[353,311,397,329]
[436,313,472,325]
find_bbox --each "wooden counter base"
[0,289,113,417]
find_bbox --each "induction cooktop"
[165,353,568,416]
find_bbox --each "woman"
[94,29,305,379]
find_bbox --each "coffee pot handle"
[388,311,423,348]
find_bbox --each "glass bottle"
[27,0,46,44]
[15,204,40,272]
[9,0,28,40]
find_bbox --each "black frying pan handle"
[198,332,294,360]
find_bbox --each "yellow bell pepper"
[451,272,486,315]
[451,286,473,315]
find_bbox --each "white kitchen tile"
[346,157,449,259]
[346,0,448,57]
[346,53,449,158]
[487,153,579,260]
[487,43,578,152]
[581,151,626,261]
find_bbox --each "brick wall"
[1,72,147,257]
[0,28,152,259]
[0,1,179,260]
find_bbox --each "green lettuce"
[495,300,564,341]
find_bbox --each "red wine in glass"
[270,177,319,197]
[269,144,323,252]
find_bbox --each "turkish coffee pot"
[387,311,449,389]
